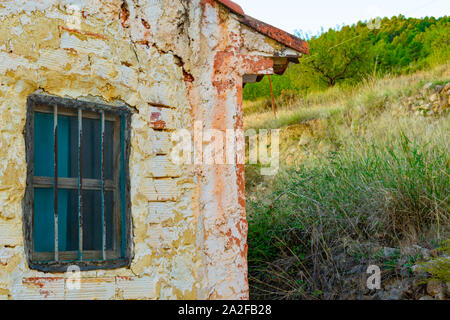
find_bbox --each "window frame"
[23,93,133,272]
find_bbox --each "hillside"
[244,64,449,300]
[244,15,450,101]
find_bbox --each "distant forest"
[243,15,450,100]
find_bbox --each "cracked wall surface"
[0,0,297,300]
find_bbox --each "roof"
[215,0,309,55]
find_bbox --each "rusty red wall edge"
[215,0,309,55]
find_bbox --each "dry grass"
[244,64,449,130]
[245,64,450,300]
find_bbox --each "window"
[24,94,132,272]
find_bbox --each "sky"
[237,0,450,35]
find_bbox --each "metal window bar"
[78,108,83,261]
[101,110,106,261]
[53,105,59,262]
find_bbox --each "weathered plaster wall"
[0,0,292,300]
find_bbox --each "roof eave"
[239,15,309,56]
[215,0,309,55]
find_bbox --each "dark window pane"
[34,112,54,177]
[105,191,114,251]
[82,190,102,251]
[81,118,101,180]
[104,121,114,180]
[58,189,79,253]
[33,188,54,253]
[57,115,78,178]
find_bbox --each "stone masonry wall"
[0,0,288,300]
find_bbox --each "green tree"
[299,25,373,88]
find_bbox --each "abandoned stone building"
[0,0,308,299]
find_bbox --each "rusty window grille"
[24,93,132,272]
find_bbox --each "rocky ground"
[403,82,450,116]
[251,241,449,300]
[333,243,449,300]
